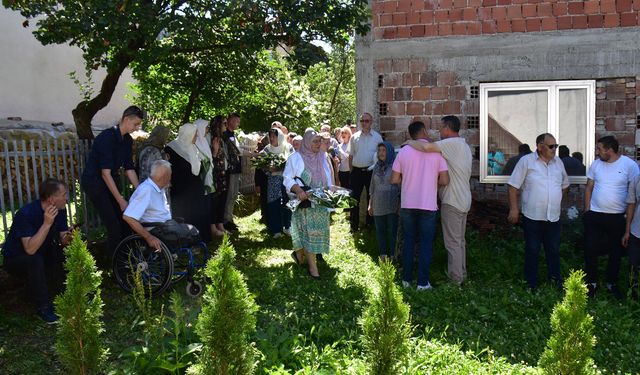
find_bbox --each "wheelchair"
[112,220,210,297]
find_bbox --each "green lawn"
[1,209,638,373]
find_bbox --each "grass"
[0,207,639,373]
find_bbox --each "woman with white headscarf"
[283,128,333,279]
[165,123,212,243]
[261,128,292,237]
[194,119,214,194]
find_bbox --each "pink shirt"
[392,140,448,211]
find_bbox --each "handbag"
[294,176,312,209]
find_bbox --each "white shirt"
[350,129,383,168]
[625,176,640,238]
[123,178,172,223]
[437,137,473,213]
[588,155,639,214]
[283,152,333,192]
[337,142,351,172]
[508,152,569,222]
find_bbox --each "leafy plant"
[538,269,597,375]
[360,260,412,375]
[190,235,259,375]
[54,230,107,374]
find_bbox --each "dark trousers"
[338,171,351,189]
[374,213,398,257]
[83,183,130,259]
[627,234,640,287]
[521,216,562,289]
[583,210,626,285]
[266,199,291,235]
[349,167,373,231]
[4,246,65,309]
[400,208,437,286]
[210,190,228,224]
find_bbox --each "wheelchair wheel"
[186,280,203,298]
[171,242,208,284]
[112,235,174,296]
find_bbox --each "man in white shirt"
[348,112,383,231]
[403,115,472,286]
[584,135,639,299]
[508,133,569,290]
[123,160,173,250]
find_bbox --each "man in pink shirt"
[391,121,449,290]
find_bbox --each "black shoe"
[37,305,59,324]
[307,269,321,280]
[317,254,325,263]
[606,283,623,301]
[587,283,597,298]
[224,222,239,232]
[290,251,301,265]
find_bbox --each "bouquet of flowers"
[251,152,287,170]
[286,186,357,212]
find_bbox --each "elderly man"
[508,133,569,290]
[348,112,383,231]
[122,160,173,250]
[2,178,72,323]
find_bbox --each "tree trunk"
[328,49,349,116]
[72,51,134,139]
[181,83,202,124]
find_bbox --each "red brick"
[407,11,421,24]
[507,5,522,19]
[410,59,428,73]
[618,0,633,12]
[478,7,492,20]
[444,101,462,114]
[380,14,393,26]
[435,9,449,22]
[625,98,637,115]
[605,118,626,131]
[588,14,604,28]
[615,100,626,115]
[406,102,424,115]
[411,24,426,36]
[526,18,541,31]
[397,26,411,38]
[371,2,383,14]
[431,87,450,100]
[452,22,467,34]
[397,0,411,12]
[420,72,437,86]
[596,101,616,116]
[522,4,537,17]
[469,0,482,7]
[453,0,468,8]
[600,0,616,13]
[537,3,552,17]
[424,102,434,115]
[604,13,620,27]
[511,19,526,32]
[393,12,407,25]
[383,27,397,39]
[583,1,600,14]
[552,3,568,16]
[482,20,497,33]
[568,2,584,14]
[463,7,477,20]
[572,15,588,29]
[497,19,511,32]
[402,73,420,86]
[413,87,430,100]
[412,0,425,11]
[374,59,392,73]
[621,12,638,26]
[607,84,627,99]
[384,73,401,87]
[492,6,507,20]
[467,21,482,34]
[392,59,409,72]
[374,28,385,40]
[425,24,439,36]
[424,0,436,10]
[451,86,467,100]
[439,23,453,35]
[421,10,434,24]
[497,0,510,5]
[541,17,557,30]
[380,117,396,132]
[557,16,572,29]
[635,0,640,10]
[450,8,463,21]
[437,71,457,86]
[433,102,445,115]
[388,102,406,116]
[382,1,398,13]
[440,0,454,8]
[463,100,479,114]
[378,88,394,102]
[483,0,497,6]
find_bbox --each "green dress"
[290,169,330,254]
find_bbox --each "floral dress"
[290,169,330,254]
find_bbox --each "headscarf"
[299,128,326,187]
[264,128,290,158]
[167,123,200,176]
[193,119,214,191]
[141,125,170,150]
[374,141,396,177]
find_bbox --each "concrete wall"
[0,9,135,130]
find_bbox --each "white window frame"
[479,80,596,185]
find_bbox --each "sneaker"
[606,283,623,301]
[417,283,433,291]
[273,233,283,239]
[283,228,291,236]
[37,306,59,324]
[401,280,411,289]
[587,283,597,298]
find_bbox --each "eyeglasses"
[360,119,371,123]
[541,143,559,150]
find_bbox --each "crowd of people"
[5,104,640,324]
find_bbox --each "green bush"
[538,269,597,375]
[190,235,259,375]
[360,260,412,375]
[54,230,107,374]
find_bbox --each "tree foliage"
[4,0,370,138]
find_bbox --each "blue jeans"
[374,213,398,257]
[400,208,437,286]
[266,199,291,235]
[521,216,562,289]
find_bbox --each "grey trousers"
[441,203,468,285]
[224,173,241,223]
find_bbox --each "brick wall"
[372,0,640,39]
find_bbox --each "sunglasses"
[541,143,559,150]
[360,119,371,123]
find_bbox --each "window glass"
[558,89,588,176]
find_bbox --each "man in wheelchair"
[122,160,199,249]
